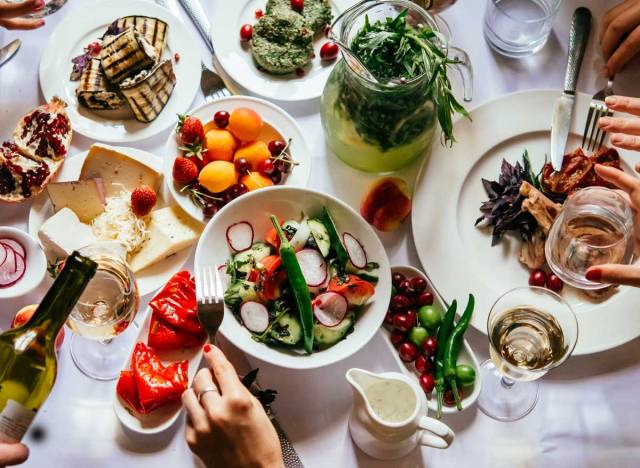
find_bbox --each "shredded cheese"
[92,191,148,254]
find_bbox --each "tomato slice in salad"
[328,274,375,307]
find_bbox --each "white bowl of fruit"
[164,96,311,223]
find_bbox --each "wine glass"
[67,243,139,381]
[476,287,578,421]
[546,187,634,290]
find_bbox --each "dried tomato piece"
[542,150,592,194]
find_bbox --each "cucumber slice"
[269,312,303,346]
[321,207,348,270]
[224,280,258,308]
[308,218,331,257]
[346,261,380,283]
[313,314,354,349]
[233,242,272,275]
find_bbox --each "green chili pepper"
[434,300,457,419]
[455,364,476,387]
[443,294,475,411]
[271,215,314,354]
[321,207,348,271]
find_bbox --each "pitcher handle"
[417,416,455,449]
[447,46,473,103]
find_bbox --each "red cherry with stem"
[398,342,418,363]
[422,336,437,357]
[268,140,286,156]
[410,277,427,293]
[393,314,412,332]
[320,41,339,61]
[415,354,434,374]
[529,269,547,287]
[546,273,564,292]
[392,272,406,287]
[397,279,413,295]
[419,373,435,393]
[213,111,230,128]
[234,158,251,174]
[229,183,248,199]
[240,24,253,41]
[390,329,405,347]
[258,159,275,175]
[290,0,303,12]
[417,292,434,306]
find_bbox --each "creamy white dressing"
[365,380,416,423]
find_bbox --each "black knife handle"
[564,7,592,94]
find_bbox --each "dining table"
[2,0,640,466]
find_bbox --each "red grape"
[214,111,230,128]
[422,337,437,357]
[419,373,435,393]
[320,41,339,61]
[240,24,253,41]
[529,269,546,287]
[398,342,418,363]
[546,274,564,292]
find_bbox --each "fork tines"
[196,265,223,305]
[582,102,612,152]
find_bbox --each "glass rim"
[490,0,563,24]
[486,286,579,371]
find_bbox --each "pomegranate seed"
[174,52,180,63]
[255,8,264,19]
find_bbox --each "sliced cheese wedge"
[129,205,202,273]
[46,178,106,223]
[38,207,98,259]
[80,143,161,197]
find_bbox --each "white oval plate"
[412,89,640,355]
[39,0,200,143]
[163,96,312,224]
[0,227,47,299]
[195,186,392,370]
[28,148,192,298]
[113,308,206,435]
[380,265,481,415]
[211,0,347,101]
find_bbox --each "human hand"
[597,96,640,151]
[585,164,640,286]
[0,442,29,467]
[600,0,640,76]
[182,345,282,468]
[0,0,45,30]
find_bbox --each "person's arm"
[0,0,45,30]
[600,0,640,76]
[0,443,29,467]
[182,345,283,468]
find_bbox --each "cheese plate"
[28,146,196,297]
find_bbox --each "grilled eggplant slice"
[119,59,176,123]
[76,58,124,110]
[100,27,158,84]
[115,16,168,58]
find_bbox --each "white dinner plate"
[412,89,640,355]
[211,0,348,101]
[39,0,200,143]
[163,96,312,224]
[28,148,193,298]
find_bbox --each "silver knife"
[550,8,592,171]
[178,0,214,55]
[0,39,21,69]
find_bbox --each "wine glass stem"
[501,376,515,389]
[100,339,113,346]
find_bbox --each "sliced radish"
[0,246,25,288]
[290,219,311,251]
[0,244,7,268]
[0,238,25,259]
[296,249,327,287]
[226,222,254,252]
[313,292,348,327]
[343,232,367,269]
[218,264,231,289]
[240,301,270,333]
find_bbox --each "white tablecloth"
[2,0,640,466]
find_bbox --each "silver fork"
[195,265,225,337]
[582,78,615,151]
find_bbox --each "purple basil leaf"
[70,52,91,81]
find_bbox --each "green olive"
[408,327,429,347]
[418,305,442,330]
[455,364,476,387]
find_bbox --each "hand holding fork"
[597,95,640,152]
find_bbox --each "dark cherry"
[419,373,435,393]
[405,309,417,328]
[229,183,248,199]
[398,342,418,363]
[392,272,406,287]
[319,41,339,61]
[529,269,547,287]
[203,203,218,217]
[422,337,438,357]
[415,354,434,374]
[392,314,412,332]
[390,329,405,347]
[417,292,434,306]
[390,294,410,311]
[397,279,414,295]
[214,111,230,128]
[268,140,286,156]
[270,169,283,185]
[258,159,275,175]
[444,388,464,407]
[384,312,394,325]
[234,158,252,174]
[410,277,427,293]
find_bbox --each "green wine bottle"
[0,251,97,443]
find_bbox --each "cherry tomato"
[393,314,412,332]
[417,291,434,306]
[422,336,438,357]
[408,326,428,347]
[214,111,230,128]
[240,24,253,41]
[390,294,410,311]
[258,159,275,175]
[546,273,564,292]
[390,329,405,347]
[529,269,546,287]
[398,342,418,363]
[268,140,286,156]
[415,354,434,374]
[320,41,339,61]
[410,277,427,293]
[419,373,435,393]
[392,272,406,287]
[290,0,303,12]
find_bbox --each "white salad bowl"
[0,227,47,300]
[194,186,391,370]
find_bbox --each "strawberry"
[177,114,205,144]
[173,157,199,185]
[130,186,157,217]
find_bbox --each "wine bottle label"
[0,400,36,443]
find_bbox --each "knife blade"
[178,0,214,55]
[0,39,21,69]
[550,7,592,171]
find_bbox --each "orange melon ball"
[234,141,271,169]
[203,120,218,134]
[199,161,237,193]
[228,107,263,142]
[205,129,238,162]
[241,172,274,191]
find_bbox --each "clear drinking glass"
[483,0,563,58]
[477,287,578,421]
[546,187,634,290]
[67,243,139,381]
[5,0,67,17]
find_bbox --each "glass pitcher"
[320,0,472,173]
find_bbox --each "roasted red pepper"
[148,312,206,352]
[116,370,144,413]
[149,271,203,335]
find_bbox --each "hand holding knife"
[550,7,592,171]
